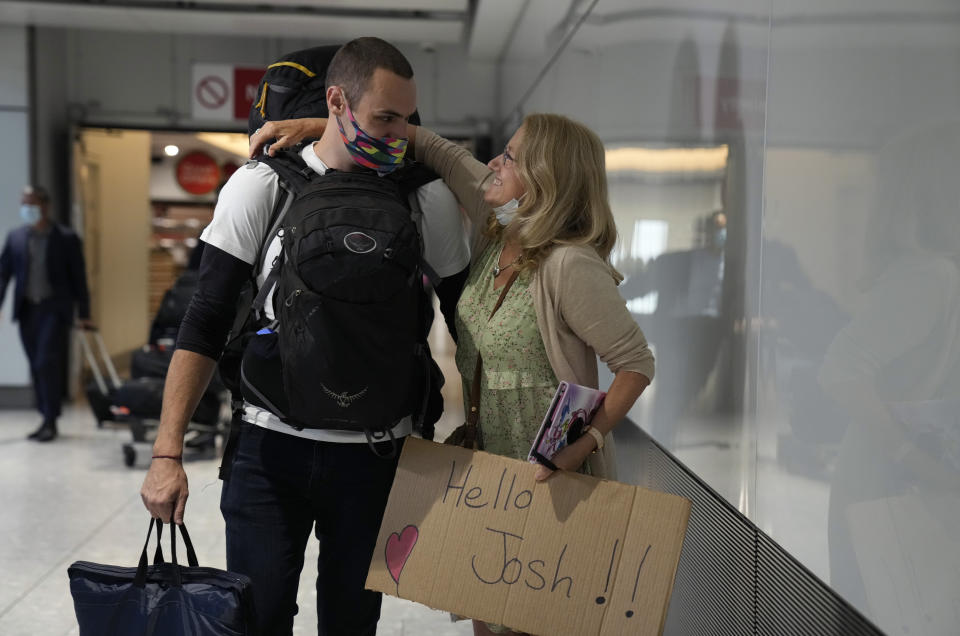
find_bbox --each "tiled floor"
[0,405,472,636]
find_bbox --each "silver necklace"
[493,244,522,277]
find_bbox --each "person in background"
[618,210,727,446]
[253,111,655,636]
[0,185,92,442]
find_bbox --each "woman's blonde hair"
[487,113,620,279]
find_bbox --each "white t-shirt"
[201,143,469,442]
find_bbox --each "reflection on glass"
[818,123,960,635]
[495,0,960,631]
[617,172,729,448]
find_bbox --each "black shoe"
[33,426,57,442]
[26,422,47,440]
[31,420,57,443]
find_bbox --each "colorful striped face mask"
[336,103,408,176]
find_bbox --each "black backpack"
[247,44,421,141]
[216,45,436,473]
[219,46,343,406]
[247,45,338,138]
[239,151,442,452]
[221,45,427,396]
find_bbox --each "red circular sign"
[176,151,220,196]
[222,160,240,181]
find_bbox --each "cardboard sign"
[367,439,691,636]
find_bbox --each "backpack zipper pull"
[284,289,302,307]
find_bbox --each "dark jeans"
[220,423,403,636]
[18,300,70,421]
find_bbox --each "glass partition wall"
[495,2,960,634]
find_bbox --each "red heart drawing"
[385,525,419,585]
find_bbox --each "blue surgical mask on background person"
[20,204,41,225]
[493,196,523,226]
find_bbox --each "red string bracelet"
[152,455,182,461]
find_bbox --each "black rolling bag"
[130,346,174,380]
[78,328,122,426]
[111,377,220,426]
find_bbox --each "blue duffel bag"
[68,519,255,635]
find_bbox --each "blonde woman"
[252,115,654,634]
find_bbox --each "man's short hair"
[325,37,414,105]
[23,185,50,203]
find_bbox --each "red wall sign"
[176,151,220,196]
[234,67,266,120]
[222,160,240,181]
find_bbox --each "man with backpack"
[140,38,469,635]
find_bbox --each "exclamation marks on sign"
[625,544,652,618]
[594,539,619,605]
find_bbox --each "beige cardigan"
[416,128,655,477]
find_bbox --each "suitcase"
[112,377,164,419]
[78,329,123,427]
[85,382,115,425]
[79,328,225,467]
[130,346,174,380]
[149,269,198,346]
[112,374,220,426]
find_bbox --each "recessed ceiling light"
[164,144,180,157]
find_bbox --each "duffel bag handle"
[133,519,200,588]
[171,519,200,568]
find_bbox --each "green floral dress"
[454,242,559,462]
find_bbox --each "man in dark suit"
[0,185,92,442]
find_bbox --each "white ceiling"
[0,0,471,44]
[1,0,958,59]
[125,0,466,8]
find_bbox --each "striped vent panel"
[620,425,884,636]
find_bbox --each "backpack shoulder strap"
[258,146,315,197]
[251,178,289,280]
[249,147,314,283]
[231,152,305,327]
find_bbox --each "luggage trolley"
[78,328,226,467]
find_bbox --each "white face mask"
[493,196,523,226]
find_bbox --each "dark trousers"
[220,423,402,636]
[18,300,70,421]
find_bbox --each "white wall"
[0,25,31,387]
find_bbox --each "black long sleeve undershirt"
[175,242,252,360]
[433,265,468,344]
